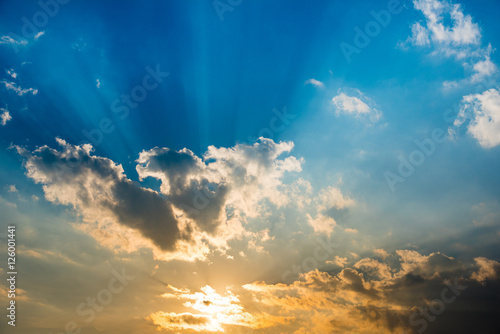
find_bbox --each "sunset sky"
[1,0,500,333]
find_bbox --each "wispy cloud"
[0,31,44,50]
[0,35,28,47]
[34,31,45,40]
[1,80,38,96]
[401,0,497,88]
[304,78,324,88]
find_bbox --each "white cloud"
[452,88,500,148]
[306,186,354,236]
[406,0,481,48]
[307,213,336,236]
[315,186,354,212]
[6,69,17,79]
[34,31,45,40]
[1,80,38,96]
[7,185,18,193]
[403,0,497,87]
[471,54,498,83]
[304,78,324,88]
[96,79,101,88]
[1,108,12,126]
[0,35,28,47]
[331,89,382,122]
[0,32,44,49]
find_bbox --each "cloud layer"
[18,138,351,262]
[148,249,500,333]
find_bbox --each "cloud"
[307,213,336,236]
[304,78,324,88]
[451,88,500,148]
[402,0,498,87]
[1,108,12,126]
[0,32,44,50]
[331,88,382,122]
[34,31,45,40]
[7,185,18,193]
[18,138,192,259]
[406,0,481,47]
[471,257,500,282]
[148,285,292,332]
[0,35,28,47]
[6,69,17,79]
[329,256,348,267]
[373,248,389,259]
[305,186,355,236]
[315,186,354,212]
[19,137,340,261]
[1,80,38,96]
[193,250,500,334]
[96,79,100,88]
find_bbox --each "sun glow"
[149,284,291,332]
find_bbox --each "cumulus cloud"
[305,186,355,236]
[304,78,324,88]
[1,108,12,126]
[307,213,336,236]
[451,88,500,148]
[331,88,382,122]
[145,250,500,334]
[18,138,190,258]
[471,257,500,282]
[18,137,346,261]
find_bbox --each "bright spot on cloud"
[148,285,291,332]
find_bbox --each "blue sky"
[1,0,500,333]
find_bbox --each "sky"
[1,0,500,333]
